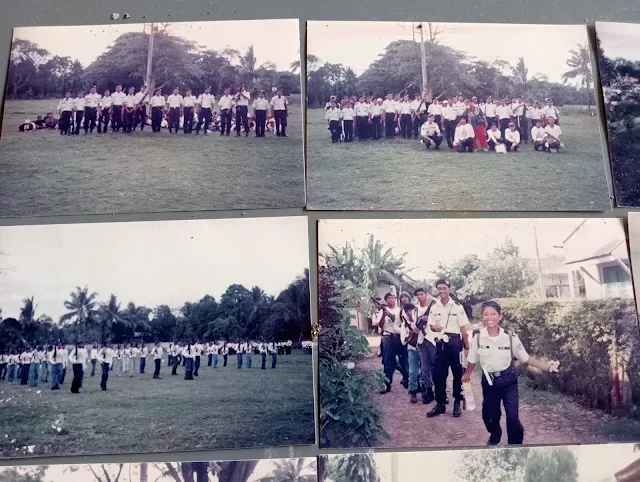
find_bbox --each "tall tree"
[335,455,379,482]
[523,447,578,482]
[97,294,125,343]
[562,44,594,112]
[455,448,529,482]
[19,297,39,344]
[60,286,99,341]
[512,56,529,96]
[258,458,317,482]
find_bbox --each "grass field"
[0,351,315,459]
[306,109,611,211]
[0,100,305,217]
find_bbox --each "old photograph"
[318,218,639,449]
[629,212,640,304]
[596,22,640,207]
[0,216,314,458]
[320,444,640,482]
[0,457,317,482]
[306,22,610,211]
[0,19,304,217]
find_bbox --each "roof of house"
[565,239,625,265]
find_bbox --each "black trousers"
[74,111,84,134]
[504,139,519,152]
[414,113,426,138]
[220,109,232,135]
[356,116,369,140]
[154,358,161,377]
[444,120,456,148]
[481,375,524,444]
[168,108,180,133]
[151,107,163,132]
[171,357,179,375]
[98,108,110,133]
[499,118,510,138]
[194,356,200,376]
[516,115,528,142]
[71,363,83,393]
[140,357,146,373]
[196,107,211,133]
[111,105,123,131]
[84,107,97,132]
[329,120,341,143]
[371,115,381,140]
[100,362,109,390]
[533,140,546,151]
[424,134,442,149]
[123,109,135,132]
[20,364,30,385]
[183,107,194,133]
[223,354,228,367]
[343,120,354,142]
[399,114,412,138]
[385,113,396,138]
[381,334,408,387]
[135,105,147,130]
[456,137,474,152]
[208,354,213,366]
[274,110,287,136]
[59,111,72,134]
[235,105,249,134]
[434,334,464,403]
[255,109,267,137]
[488,139,503,151]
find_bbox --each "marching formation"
[375,280,558,445]
[20,85,291,138]
[0,339,312,394]
[325,93,565,153]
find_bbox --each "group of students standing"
[54,84,290,137]
[0,339,308,394]
[374,280,558,445]
[325,93,565,153]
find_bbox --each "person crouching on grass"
[326,100,343,143]
[453,117,475,153]
[462,300,558,445]
[504,122,521,152]
[544,116,563,153]
[420,114,443,150]
[531,119,547,151]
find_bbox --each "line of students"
[0,339,309,393]
[325,93,564,153]
[56,85,290,137]
[374,281,558,445]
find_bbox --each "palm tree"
[239,45,258,88]
[120,302,152,340]
[562,44,594,113]
[337,455,379,482]
[19,296,40,344]
[268,270,311,341]
[511,56,529,96]
[258,459,317,482]
[360,234,409,295]
[98,294,126,344]
[60,286,98,340]
[290,54,319,73]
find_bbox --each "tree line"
[7,27,301,100]
[307,33,594,108]
[0,270,310,348]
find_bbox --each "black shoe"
[487,435,501,446]
[422,388,434,404]
[401,379,409,389]
[236,133,241,137]
[281,134,287,137]
[453,400,462,418]
[410,392,417,404]
[379,383,391,394]
[427,403,446,418]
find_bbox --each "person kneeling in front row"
[462,301,558,446]
[453,118,474,153]
[531,119,547,151]
[504,122,521,152]
[420,114,442,150]
[544,116,563,153]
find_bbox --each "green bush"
[493,298,639,412]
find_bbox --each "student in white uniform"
[182,342,195,380]
[463,301,557,445]
[414,288,436,404]
[376,292,408,394]
[544,116,563,153]
[133,85,149,131]
[218,87,234,136]
[420,114,443,150]
[131,344,141,375]
[113,345,123,376]
[483,97,497,132]
[542,99,560,125]
[7,350,18,383]
[89,344,98,377]
[531,119,547,151]
[427,98,443,129]
[398,94,413,139]
[211,342,220,368]
[341,102,355,142]
[139,343,148,374]
[60,344,69,385]
[252,90,270,137]
[270,88,289,137]
[195,86,216,135]
[486,124,504,151]
[69,342,88,393]
[98,343,114,391]
[427,279,470,419]
[122,87,137,133]
[27,347,40,387]
[381,93,396,139]
[50,343,65,390]
[167,87,184,134]
[71,91,85,135]
[234,84,251,136]
[171,343,182,375]
[182,89,196,134]
[0,350,7,382]
[325,101,343,143]
[267,341,278,369]
[442,99,458,149]
[496,99,512,138]
[83,86,101,134]
[149,88,165,132]
[152,342,163,379]
[453,117,475,153]
[41,346,53,383]
[353,95,370,140]
[193,340,203,377]
[57,92,75,135]
[504,123,521,152]
[237,341,245,369]
[110,85,126,132]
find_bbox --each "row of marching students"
[56,85,290,137]
[325,93,563,151]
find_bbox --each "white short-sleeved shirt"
[58,98,74,112]
[413,99,427,113]
[270,95,288,111]
[374,306,402,335]
[124,95,137,108]
[381,100,396,114]
[427,298,469,337]
[512,103,525,116]
[544,124,562,139]
[90,349,98,360]
[99,347,114,365]
[443,106,457,121]
[342,107,355,121]
[428,103,442,116]
[236,91,251,107]
[182,346,195,359]
[167,94,183,108]
[542,105,559,119]
[219,95,234,110]
[531,126,546,141]
[150,95,166,108]
[421,121,441,137]
[183,96,196,108]
[111,91,127,106]
[497,105,512,120]
[355,102,370,117]
[467,327,529,373]
[527,107,542,119]
[399,102,412,115]
[454,124,475,143]
[74,97,86,110]
[253,98,270,111]
[325,107,343,121]
[487,128,502,142]
[505,129,521,144]
[371,105,384,116]
[100,96,113,109]
[453,102,467,116]
[483,103,497,117]
[85,93,101,108]
[134,90,149,105]
[197,93,215,109]
[152,346,163,359]
[69,347,89,367]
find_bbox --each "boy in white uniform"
[531,119,547,151]
[504,122,521,152]
[544,116,563,153]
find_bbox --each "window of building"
[602,265,633,298]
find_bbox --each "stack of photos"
[0,216,315,458]
[0,19,304,217]
[0,457,318,482]
[306,22,610,212]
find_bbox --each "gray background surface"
[0,0,638,469]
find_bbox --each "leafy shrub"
[494,298,639,412]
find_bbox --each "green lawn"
[306,109,611,211]
[0,351,315,459]
[0,100,305,217]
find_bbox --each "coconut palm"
[239,45,258,88]
[258,458,317,482]
[291,54,319,73]
[360,234,409,295]
[337,455,379,482]
[562,44,594,112]
[60,286,99,340]
[97,294,126,344]
[119,302,152,340]
[19,296,40,344]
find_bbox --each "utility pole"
[533,225,545,297]
[418,23,428,95]
[145,23,155,93]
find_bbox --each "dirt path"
[361,356,610,448]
